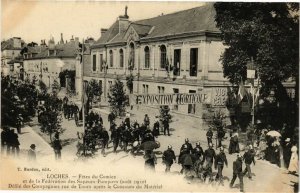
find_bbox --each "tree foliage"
[108,78,127,116]
[214,3,299,96]
[38,94,63,142]
[1,76,38,126]
[88,79,102,101]
[159,106,172,124]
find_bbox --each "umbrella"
[140,141,160,151]
[266,130,281,137]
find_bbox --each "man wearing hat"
[243,145,256,179]
[28,144,36,161]
[215,146,228,184]
[230,153,244,192]
[162,145,176,172]
[203,143,216,178]
[180,138,193,154]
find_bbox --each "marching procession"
[1,76,298,192]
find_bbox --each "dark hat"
[30,144,36,149]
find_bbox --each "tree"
[38,80,48,95]
[108,77,127,116]
[88,79,102,102]
[214,3,299,128]
[39,94,64,142]
[159,106,172,124]
[51,79,60,95]
[214,2,298,93]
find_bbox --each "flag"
[254,86,260,104]
[237,81,246,104]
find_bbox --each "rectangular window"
[174,49,181,76]
[188,90,196,114]
[99,54,103,72]
[190,48,198,76]
[143,84,146,94]
[173,88,179,110]
[158,86,161,94]
[92,54,96,71]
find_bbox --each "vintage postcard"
[1,0,299,192]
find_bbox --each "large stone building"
[1,37,26,78]
[23,35,80,90]
[83,3,295,120]
[84,4,229,117]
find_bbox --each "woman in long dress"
[288,145,298,174]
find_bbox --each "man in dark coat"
[243,145,255,179]
[111,127,121,153]
[203,143,216,181]
[162,145,176,172]
[144,114,150,127]
[178,145,193,174]
[1,126,9,155]
[11,129,20,157]
[52,135,62,160]
[121,126,132,152]
[152,120,160,137]
[206,128,213,146]
[100,127,109,155]
[108,112,115,126]
[215,146,228,184]
[163,119,170,136]
[230,154,244,192]
[144,150,157,172]
[180,138,193,154]
[217,127,225,148]
[192,142,204,161]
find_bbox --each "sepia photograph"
[1,0,299,192]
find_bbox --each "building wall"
[24,58,76,88]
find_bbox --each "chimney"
[60,33,64,44]
[70,35,74,42]
[13,37,21,49]
[101,28,108,37]
[118,6,130,34]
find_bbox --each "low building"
[1,37,26,77]
[23,35,80,91]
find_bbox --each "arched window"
[119,49,124,68]
[109,50,113,67]
[129,43,135,69]
[144,46,150,68]
[160,45,167,69]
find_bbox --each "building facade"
[23,35,79,90]
[83,3,295,119]
[1,37,25,78]
[84,4,230,117]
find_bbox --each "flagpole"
[81,38,86,156]
[81,38,85,130]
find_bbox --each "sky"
[1,0,206,44]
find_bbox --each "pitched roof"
[136,4,218,39]
[92,3,219,47]
[24,41,80,60]
[1,38,26,51]
[93,21,120,45]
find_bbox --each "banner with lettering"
[129,92,211,106]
